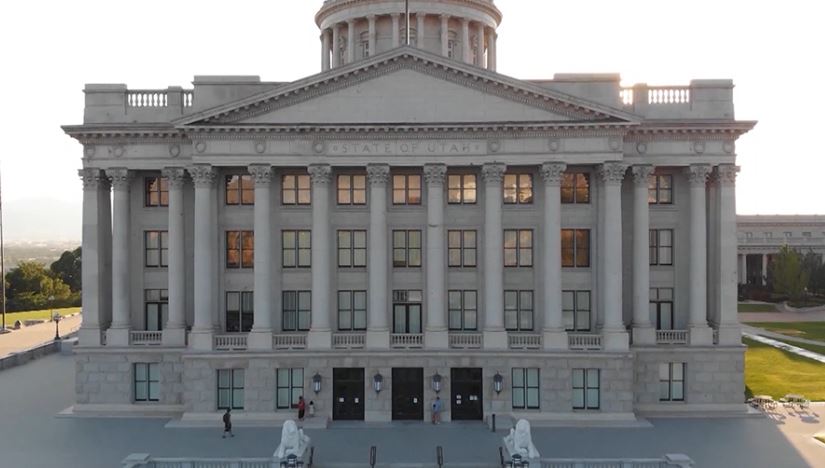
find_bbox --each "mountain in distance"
[2,197,80,244]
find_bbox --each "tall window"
[659,363,685,402]
[225,175,254,205]
[338,290,367,331]
[650,288,674,330]
[503,174,533,204]
[225,291,254,333]
[145,176,168,207]
[226,231,254,269]
[512,368,540,409]
[650,229,674,266]
[282,291,311,332]
[337,174,366,205]
[447,174,477,204]
[448,230,477,267]
[561,172,590,204]
[648,174,673,204]
[504,229,533,267]
[359,31,370,58]
[563,290,591,332]
[337,230,367,268]
[447,31,458,59]
[572,369,600,410]
[217,369,244,410]
[392,230,422,267]
[505,290,534,331]
[392,290,422,334]
[134,363,159,402]
[392,174,422,205]
[276,368,304,410]
[561,229,590,268]
[282,174,311,205]
[448,290,477,331]
[144,289,168,332]
[145,231,169,268]
[282,230,311,268]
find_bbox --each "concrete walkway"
[740,308,825,323]
[743,332,825,364]
[743,324,825,347]
[0,314,81,358]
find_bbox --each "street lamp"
[312,372,322,394]
[493,372,503,394]
[53,311,61,340]
[431,372,442,393]
[372,373,383,394]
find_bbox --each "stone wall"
[74,350,183,405]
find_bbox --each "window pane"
[464,249,476,267]
[409,231,421,248]
[586,389,599,408]
[577,292,590,310]
[572,389,584,409]
[572,369,584,388]
[673,363,684,380]
[148,381,160,401]
[659,363,670,380]
[512,369,524,387]
[512,390,525,409]
[672,382,684,400]
[504,230,517,248]
[659,382,671,400]
[526,388,539,408]
[526,369,539,386]
[587,369,599,386]
[135,381,148,401]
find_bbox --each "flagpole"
[0,165,6,333]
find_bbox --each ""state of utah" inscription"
[323,140,486,156]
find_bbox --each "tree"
[769,246,809,301]
[4,261,74,311]
[802,251,825,295]
[50,247,81,292]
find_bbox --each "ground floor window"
[572,368,600,410]
[276,368,304,410]
[134,363,159,402]
[218,369,245,410]
[659,362,685,402]
[512,368,540,409]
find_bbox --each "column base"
[602,329,629,352]
[715,324,742,346]
[366,329,390,349]
[247,329,273,350]
[161,327,187,347]
[425,329,448,350]
[106,327,130,347]
[189,329,214,351]
[78,327,103,347]
[631,326,656,346]
[307,330,332,350]
[483,330,508,350]
[543,329,568,351]
[688,325,713,346]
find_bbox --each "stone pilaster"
[540,162,567,350]
[78,168,105,346]
[482,163,507,349]
[308,164,332,349]
[440,15,450,57]
[631,165,656,346]
[189,164,217,350]
[248,164,274,350]
[367,15,376,57]
[487,29,497,71]
[321,29,331,71]
[346,20,355,64]
[686,164,713,346]
[367,164,390,349]
[162,168,187,347]
[106,168,132,347]
[332,23,341,68]
[461,18,471,63]
[476,22,485,67]
[416,13,425,48]
[598,162,629,351]
[715,164,742,345]
[392,14,401,48]
[424,164,448,349]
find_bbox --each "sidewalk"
[742,324,825,347]
[740,309,825,323]
[0,314,81,358]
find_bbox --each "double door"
[451,368,483,420]
[332,368,364,421]
[392,368,423,420]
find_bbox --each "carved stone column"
[715,164,742,345]
[598,162,629,351]
[162,168,187,347]
[249,164,274,350]
[739,253,747,285]
[332,23,341,68]
[687,164,713,345]
[367,164,390,349]
[482,163,507,349]
[321,29,331,71]
[424,164,448,349]
[416,13,425,48]
[461,18,471,64]
[475,22,485,67]
[631,165,656,345]
[368,15,376,57]
[487,29,497,71]
[541,163,567,350]
[392,14,401,48]
[346,19,356,64]
[106,168,132,347]
[78,169,105,346]
[189,164,217,350]
[308,164,332,349]
[440,15,450,56]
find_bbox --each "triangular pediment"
[177,47,637,128]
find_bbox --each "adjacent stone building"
[737,215,825,286]
[63,0,755,424]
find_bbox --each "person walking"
[222,408,234,438]
[431,396,442,424]
[297,396,306,422]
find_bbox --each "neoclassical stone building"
[737,215,825,286]
[64,0,755,424]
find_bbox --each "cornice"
[625,120,757,142]
[315,0,504,26]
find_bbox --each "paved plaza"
[0,314,81,358]
[0,354,822,468]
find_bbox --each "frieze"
[320,140,486,156]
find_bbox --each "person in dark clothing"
[297,396,306,422]
[222,408,234,438]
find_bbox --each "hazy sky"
[0,0,822,242]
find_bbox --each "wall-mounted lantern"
[493,372,503,394]
[312,372,322,394]
[432,372,442,393]
[373,373,384,394]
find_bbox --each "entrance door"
[333,368,365,421]
[451,368,483,420]
[392,368,423,420]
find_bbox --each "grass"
[744,322,825,342]
[1,307,80,325]
[738,303,777,313]
[744,337,825,401]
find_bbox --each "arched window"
[447,31,459,59]
[400,27,417,46]
[360,31,370,58]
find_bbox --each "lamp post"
[48,295,59,340]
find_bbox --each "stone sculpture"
[503,419,540,461]
[274,420,310,460]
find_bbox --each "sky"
[0,0,822,242]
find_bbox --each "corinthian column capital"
[631,165,654,186]
[423,164,447,185]
[714,164,739,186]
[597,162,628,185]
[188,164,216,188]
[367,164,390,186]
[685,164,713,187]
[308,164,332,185]
[481,162,506,184]
[78,168,104,190]
[540,162,567,185]
[106,168,132,191]
[248,164,274,186]
[162,167,187,189]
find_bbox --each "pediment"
[177,47,637,129]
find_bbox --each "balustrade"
[129,331,162,346]
[127,90,168,108]
[273,333,307,350]
[332,332,365,349]
[568,333,603,351]
[507,333,542,350]
[448,332,483,349]
[647,86,691,104]
[390,333,424,348]
[214,334,248,351]
[655,330,689,345]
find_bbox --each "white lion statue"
[503,419,540,460]
[274,420,310,460]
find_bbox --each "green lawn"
[1,307,80,325]
[744,337,825,401]
[744,322,825,342]
[738,303,777,313]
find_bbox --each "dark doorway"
[333,368,365,421]
[450,368,483,420]
[392,368,423,420]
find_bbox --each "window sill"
[338,267,368,272]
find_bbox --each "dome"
[315,0,502,71]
